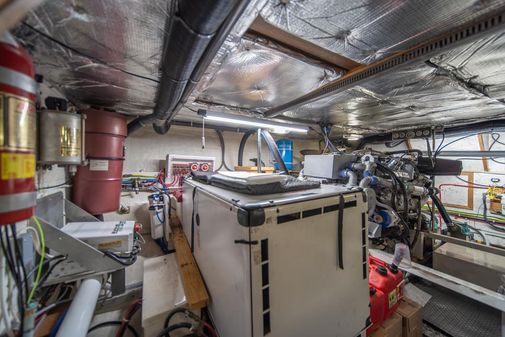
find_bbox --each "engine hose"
[237,130,255,166]
[376,163,409,220]
[410,199,422,249]
[429,192,454,228]
[237,129,289,174]
[156,322,193,337]
[384,149,423,156]
[261,130,289,174]
[215,130,232,171]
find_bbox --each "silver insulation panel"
[431,32,505,101]
[197,37,340,112]
[13,0,505,136]
[15,0,168,115]
[259,0,505,64]
[279,32,505,133]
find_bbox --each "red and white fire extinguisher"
[0,33,37,225]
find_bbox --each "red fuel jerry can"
[368,286,387,334]
[0,33,37,225]
[367,256,404,334]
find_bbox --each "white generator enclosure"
[182,180,370,337]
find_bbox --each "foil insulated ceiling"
[431,32,505,101]
[197,37,341,112]
[259,0,505,64]
[12,0,505,136]
[281,59,505,134]
[15,0,168,115]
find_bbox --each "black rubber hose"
[384,149,423,156]
[215,130,232,171]
[103,251,137,266]
[127,118,146,135]
[163,307,189,336]
[237,130,255,166]
[157,322,193,337]
[261,129,289,174]
[430,193,453,227]
[410,198,422,249]
[88,321,139,337]
[153,120,172,135]
[376,163,408,219]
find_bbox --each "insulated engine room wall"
[103,126,318,227]
[121,126,311,173]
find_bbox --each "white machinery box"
[183,180,370,337]
[62,220,136,253]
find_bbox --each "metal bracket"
[34,192,124,284]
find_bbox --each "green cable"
[28,216,45,303]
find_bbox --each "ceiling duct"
[127,0,252,135]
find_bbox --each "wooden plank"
[169,215,209,310]
[406,139,413,151]
[477,134,490,172]
[249,16,360,71]
[35,303,70,337]
[440,171,474,210]
[0,0,11,10]
[234,165,275,173]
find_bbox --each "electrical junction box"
[304,154,357,179]
[165,154,215,184]
[62,220,135,253]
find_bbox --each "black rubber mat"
[413,280,501,337]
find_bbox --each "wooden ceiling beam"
[248,16,361,71]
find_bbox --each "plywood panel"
[169,215,209,310]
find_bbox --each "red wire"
[203,322,218,337]
[115,299,142,337]
[453,214,505,227]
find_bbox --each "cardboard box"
[369,313,403,337]
[396,298,423,337]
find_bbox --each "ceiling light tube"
[198,109,308,134]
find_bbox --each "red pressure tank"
[72,109,126,215]
[0,33,37,225]
[367,256,404,334]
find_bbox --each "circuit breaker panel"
[165,154,215,185]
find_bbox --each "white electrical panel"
[62,220,136,253]
[165,154,215,185]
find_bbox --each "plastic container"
[367,256,404,334]
[72,109,126,215]
[368,287,387,334]
[275,139,293,170]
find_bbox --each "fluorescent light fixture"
[343,134,363,141]
[198,110,308,134]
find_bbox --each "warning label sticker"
[60,126,81,157]
[89,159,109,171]
[1,152,36,180]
